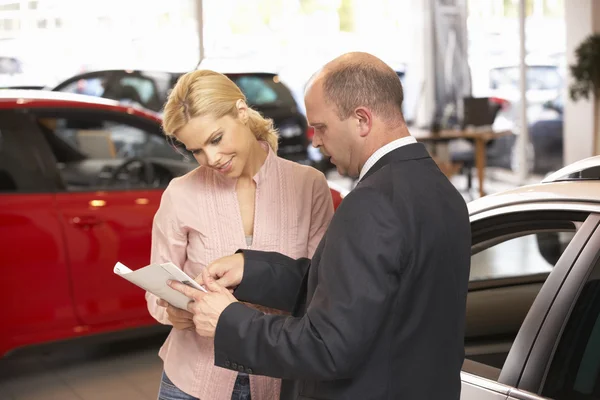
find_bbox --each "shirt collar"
[358,136,417,182]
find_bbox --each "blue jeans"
[158,371,251,400]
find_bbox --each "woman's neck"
[239,140,268,181]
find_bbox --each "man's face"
[305,81,358,178]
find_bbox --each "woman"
[146,70,334,400]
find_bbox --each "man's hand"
[157,299,194,331]
[168,275,238,338]
[195,253,244,290]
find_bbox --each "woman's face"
[175,104,255,178]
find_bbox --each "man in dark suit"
[168,52,471,399]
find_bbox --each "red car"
[0,90,344,357]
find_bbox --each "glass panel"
[471,231,575,281]
[36,116,192,191]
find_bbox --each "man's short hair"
[321,61,404,123]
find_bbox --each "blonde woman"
[147,70,334,400]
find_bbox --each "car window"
[0,112,52,193]
[465,212,584,372]
[118,76,155,104]
[542,255,600,400]
[230,74,297,108]
[471,231,576,282]
[57,73,162,111]
[35,115,194,191]
[60,77,106,97]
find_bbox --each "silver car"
[461,155,600,399]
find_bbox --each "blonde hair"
[162,70,279,152]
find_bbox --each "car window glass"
[230,75,296,108]
[118,76,156,105]
[35,116,194,191]
[0,114,54,193]
[543,255,600,400]
[465,222,578,373]
[235,76,278,105]
[471,232,576,282]
[60,77,106,97]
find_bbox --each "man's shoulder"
[336,185,393,216]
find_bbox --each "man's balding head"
[307,52,405,125]
[304,52,410,179]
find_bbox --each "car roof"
[0,89,161,122]
[468,155,600,217]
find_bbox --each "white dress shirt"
[358,136,417,182]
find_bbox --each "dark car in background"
[50,69,313,167]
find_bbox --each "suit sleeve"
[145,186,188,324]
[215,188,403,380]
[233,250,310,312]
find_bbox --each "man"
[167,52,471,399]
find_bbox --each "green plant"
[569,33,600,101]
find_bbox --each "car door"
[0,110,77,356]
[517,213,600,399]
[31,107,193,328]
[459,207,600,399]
[465,208,595,369]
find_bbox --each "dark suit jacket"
[214,142,471,399]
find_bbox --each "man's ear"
[354,107,372,138]
[236,99,249,123]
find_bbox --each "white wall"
[564,0,600,163]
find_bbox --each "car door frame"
[517,212,600,394]
[466,203,600,389]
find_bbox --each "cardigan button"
[225,360,231,367]
[246,368,253,374]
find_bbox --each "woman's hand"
[157,299,194,331]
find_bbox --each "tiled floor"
[1,168,547,400]
[0,334,167,400]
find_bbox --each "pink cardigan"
[146,145,334,400]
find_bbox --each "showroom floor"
[0,169,545,400]
[0,335,165,400]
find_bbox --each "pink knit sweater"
[146,145,334,399]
